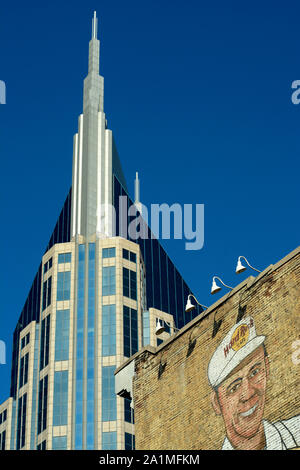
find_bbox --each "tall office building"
[0,13,202,450]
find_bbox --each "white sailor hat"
[207,316,265,388]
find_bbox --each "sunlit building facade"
[0,13,202,450]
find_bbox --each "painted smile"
[240,403,258,418]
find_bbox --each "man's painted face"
[213,346,269,442]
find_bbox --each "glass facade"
[42,276,52,311]
[55,310,70,361]
[102,305,116,356]
[102,266,116,296]
[86,243,95,449]
[0,430,6,450]
[7,162,204,451]
[58,252,71,264]
[16,393,27,450]
[75,244,85,449]
[53,371,68,426]
[19,353,29,389]
[113,175,204,329]
[102,431,117,450]
[40,315,50,371]
[102,366,116,422]
[56,271,71,301]
[142,311,150,347]
[125,432,135,450]
[37,375,48,435]
[52,436,67,450]
[123,267,137,300]
[123,306,138,358]
[21,333,30,349]
[102,247,115,259]
[124,397,134,424]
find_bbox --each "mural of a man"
[208,316,300,450]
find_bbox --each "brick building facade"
[115,246,300,450]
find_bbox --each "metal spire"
[92,11,98,39]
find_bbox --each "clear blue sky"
[1,0,300,403]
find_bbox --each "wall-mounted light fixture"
[211,276,233,295]
[236,256,261,274]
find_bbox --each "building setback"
[115,246,300,450]
[0,13,202,450]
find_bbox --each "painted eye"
[250,367,260,378]
[229,382,241,394]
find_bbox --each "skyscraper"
[0,13,202,450]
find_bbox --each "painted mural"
[207,316,300,450]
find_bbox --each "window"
[40,315,50,370]
[75,244,85,450]
[124,397,134,424]
[125,432,135,450]
[123,268,137,300]
[102,305,116,356]
[0,409,7,424]
[37,440,46,450]
[58,252,71,264]
[102,431,117,450]
[52,436,67,450]
[123,306,138,357]
[102,266,116,296]
[37,375,48,434]
[21,333,30,349]
[55,310,70,361]
[102,247,115,259]
[53,371,68,426]
[123,249,136,263]
[0,430,6,450]
[19,353,29,388]
[42,276,52,311]
[57,271,71,301]
[44,258,52,274]
[102,366,116,421]
[16,393,27,449]
[142,311,150,347]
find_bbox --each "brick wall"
[133,247,300,450]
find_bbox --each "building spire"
[92,11,98,39]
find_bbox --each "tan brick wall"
[133,248,300,450]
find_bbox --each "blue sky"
[1,0,300,403]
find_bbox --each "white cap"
[207,316,265,388]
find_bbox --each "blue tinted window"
[102,266,116,296]
[102,366,116,422]
[55,310,70,361]
[102,247,115,259]
[142,311,150,347]
[86,243,95,449]
[102,305,116,356]
[57,271,71,301]
[52,436,67,450]
[58,253,71,264]
[53,371,68,426]
[75,244,85,449]
[102,431,117,450]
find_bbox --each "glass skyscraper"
[0,12,202,450]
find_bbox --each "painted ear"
[211,390,222,416]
